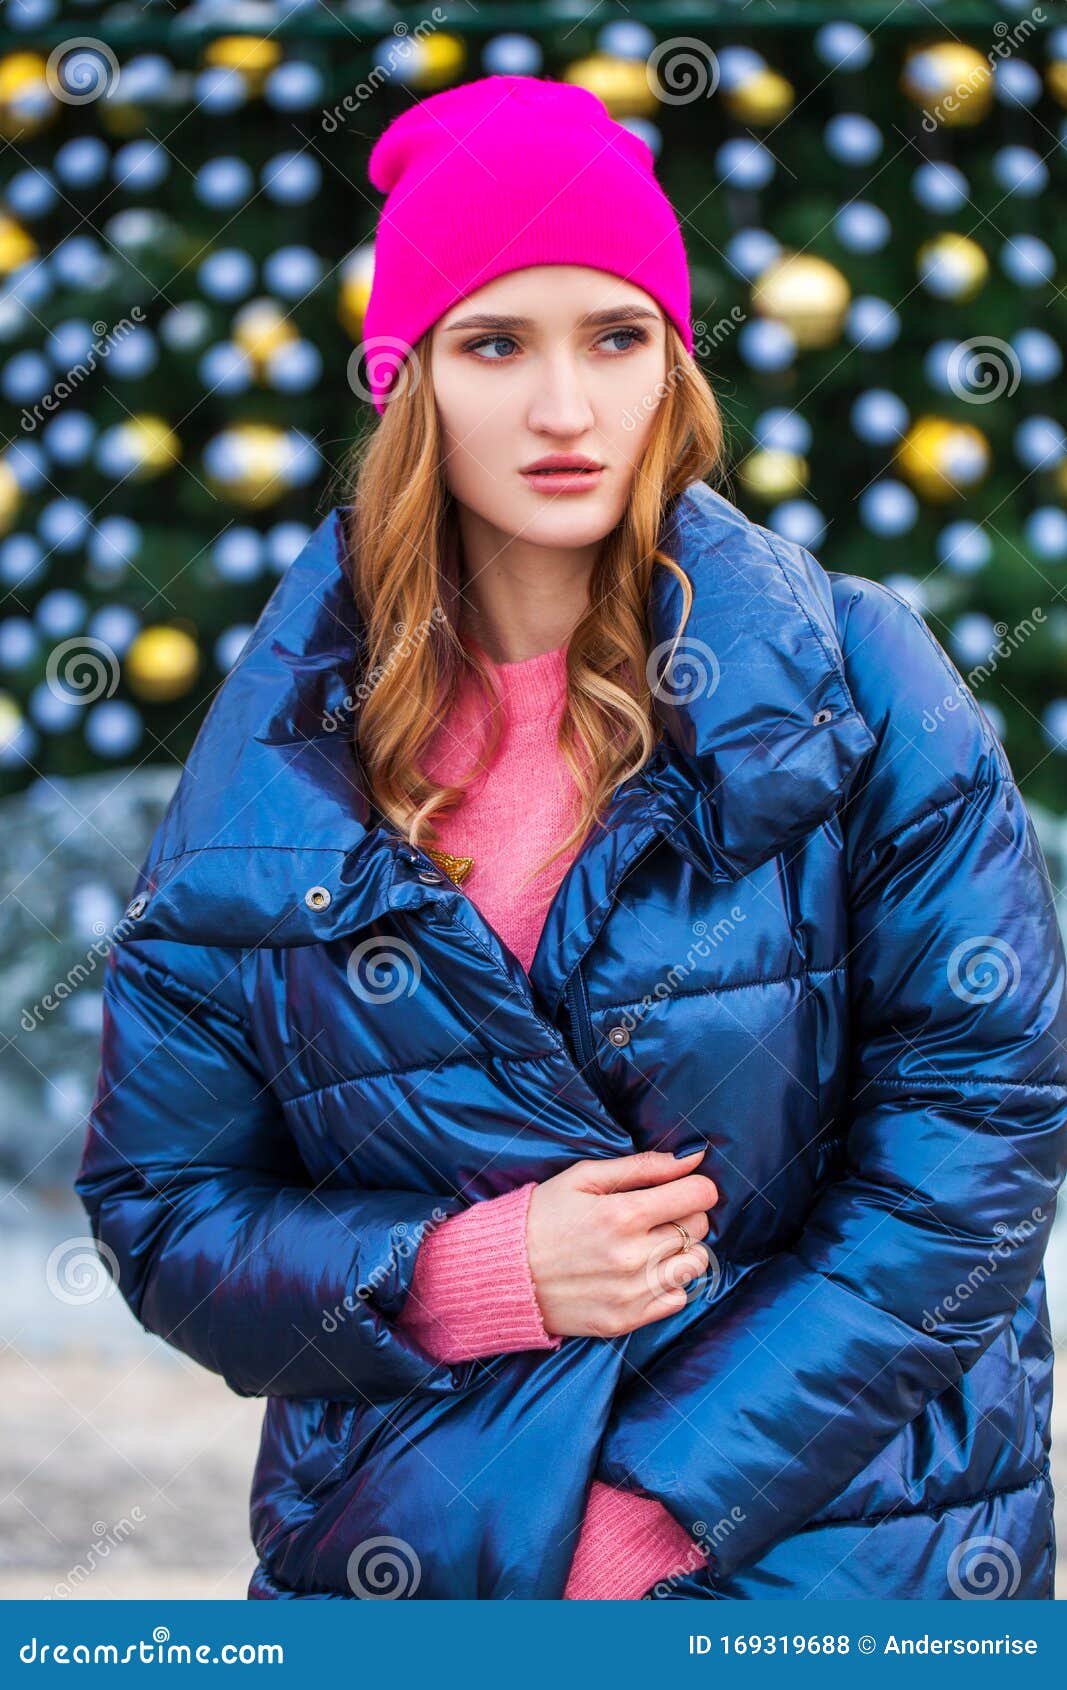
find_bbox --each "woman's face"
[430,265,669,552]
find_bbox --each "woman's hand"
[525,1149,718,1339]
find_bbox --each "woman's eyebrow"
[441,305,661,332]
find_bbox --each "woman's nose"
[527,359,596,436]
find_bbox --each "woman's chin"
[509,492,622,547]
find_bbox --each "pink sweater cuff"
[564,1481,708,1600]
[396,1181,562,1364]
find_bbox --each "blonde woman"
[77,76,1067,1602]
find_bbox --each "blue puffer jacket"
[76,479,1067,1600]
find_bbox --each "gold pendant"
[425,846,474,887]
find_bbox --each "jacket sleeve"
[74,934,468,1401]
[593,582,1067,1581]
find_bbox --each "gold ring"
[670,1221,691,1256]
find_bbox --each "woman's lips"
[520,466,605,494]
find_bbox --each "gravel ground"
[1,1339,1064,1601]
[0,1344,262,1600]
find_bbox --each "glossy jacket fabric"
[75,479,1067,1600]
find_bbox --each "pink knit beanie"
[362,74,693,412]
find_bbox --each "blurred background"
[1,0,1066,1599]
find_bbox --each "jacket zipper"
[565,964,611,1108]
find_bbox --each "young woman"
[77,76,1067,1602]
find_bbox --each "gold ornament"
[204,423,294,508]
[339,247,375,341]
[751,253,850,350]
[0,691,22,751]
[739,449,808,501]
[232,299,298,378]
[114,416,182,479]
[425,847,474,887]
[99,100,150,139]
[0,459,21,535]
[402,32,466,91]
[901,43,993,126]
[125,625,201,703]
[896,415,991,502]
[1047,61,1067,109]
[917,232,988,302]
[204,36,282,96]
[725,69,794,126]
[0,213,36,274]
[0,52,54,140]
[565,54,657,118]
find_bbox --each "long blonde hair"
[327,321,726,890]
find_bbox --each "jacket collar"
[125,479,875,950]
[642,479,876,885]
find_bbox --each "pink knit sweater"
[395,636,704,1600]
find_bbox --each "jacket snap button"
[125,893,148,919]
[812,707,834,726]
[418,870,442,883]
[607,1025,630,1047]
[304,884,331,910]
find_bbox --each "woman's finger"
[646,1206,711,1244]
[614,1173,719,1233]
[641,1241,713,1300]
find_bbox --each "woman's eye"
[464,326,649,361]
[467,335,519,360]
[600,327,648,353]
